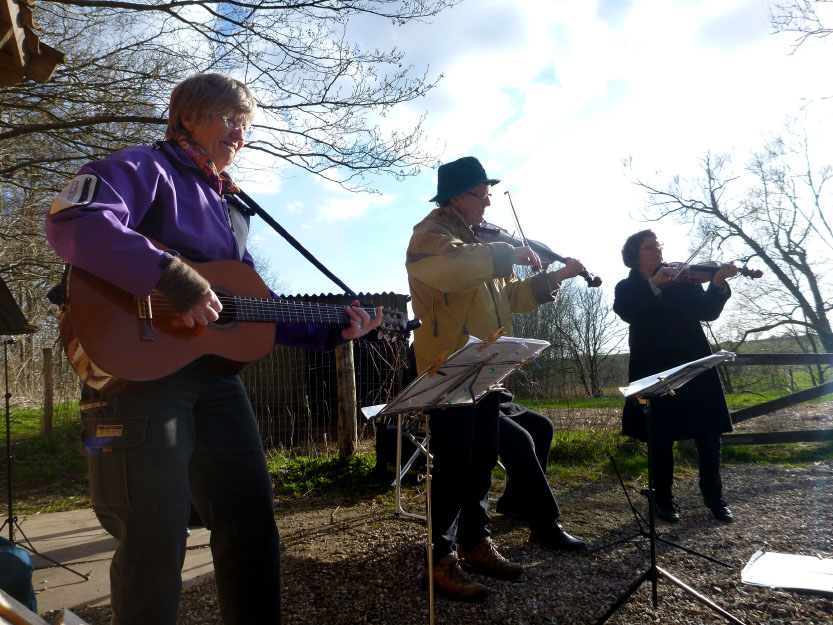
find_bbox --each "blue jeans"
[427,392,500,562]
[80,364,280,625]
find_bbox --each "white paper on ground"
[741,550,833,594]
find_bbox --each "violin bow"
[670,232,716,282]
[503,191,528,245]
[502,190,602,287]
[503,190,539,271]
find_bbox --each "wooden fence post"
[335,341,357,459]
[42,347,53,441]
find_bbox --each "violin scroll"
[583,273,603,288]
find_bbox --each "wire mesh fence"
[241,334,409,449]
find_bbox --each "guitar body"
[60,257,275,393]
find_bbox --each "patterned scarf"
[176,135,240,195]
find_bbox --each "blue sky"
[239,0,833,305]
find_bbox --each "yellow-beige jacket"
[406,206,559,373]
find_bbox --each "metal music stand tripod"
[595,351,744,625]
[0,276,89,580]
[379,333,550,625]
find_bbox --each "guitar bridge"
[137,296,154,342]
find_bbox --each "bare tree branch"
[633,124,833,357]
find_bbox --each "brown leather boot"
[422,552,490,601]
[458,537,523,580]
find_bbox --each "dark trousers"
[80,365,280,625]
[496,409,560,531]
[428,392,500,563]
[651,431,724,506]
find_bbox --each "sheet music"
[619,350,736,398]
[380,335,550,415]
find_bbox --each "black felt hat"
[429,156,500,203]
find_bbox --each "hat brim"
[429,177,501,203]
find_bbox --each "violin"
[472,221,603,288]
[663,261,763,284]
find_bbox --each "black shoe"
[529,524,586,551]
[707,501,734,523]
[653,499,680,523]
[495,499,523,518]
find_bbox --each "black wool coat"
[613,268,733,442]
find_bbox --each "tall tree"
[511,272,625,397]
[634,124,833,363]
[555,285,626,397]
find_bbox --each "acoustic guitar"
[59,255,406,393]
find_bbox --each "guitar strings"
[136,294,382,324]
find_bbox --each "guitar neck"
[230,297,375,325]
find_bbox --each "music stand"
[0,275,88,580]
[380,334,550,625]
[594,351,745,625]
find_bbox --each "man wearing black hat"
[406,156,586,600]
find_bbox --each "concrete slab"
[11,509,214,615]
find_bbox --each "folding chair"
[390,411,506,521]
[391,411,431,520]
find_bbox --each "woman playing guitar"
[45,73,381,625]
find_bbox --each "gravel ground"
[54,402,833,625]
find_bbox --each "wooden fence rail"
[722,353,832,446]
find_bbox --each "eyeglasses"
[212,113,251,138]
[640,241,664,251]
[466,190,492,201]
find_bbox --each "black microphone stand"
[593,354,745,625]
[0,277,88,580]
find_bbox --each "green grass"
[518,396,625,411]
[267,451,383,497]
[725,389,833,409]
[723,440,833,464]
[5,422,90,513]
[5,407,45,438]
[543,432,650,484]
[6,402,80,438]
[549,429,623,465]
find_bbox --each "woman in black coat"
[613,230,737,523]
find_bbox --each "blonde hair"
[166,73,256,140]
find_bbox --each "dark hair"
[621,229,655,268]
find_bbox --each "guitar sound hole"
[214,293,237,326]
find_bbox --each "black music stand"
[594,351,745,625]
[0,276,88,580]
[380,334,550,625]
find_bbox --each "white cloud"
[286,201,304,215]
[317,192,397,221]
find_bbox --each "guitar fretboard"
[227,297,377,325]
